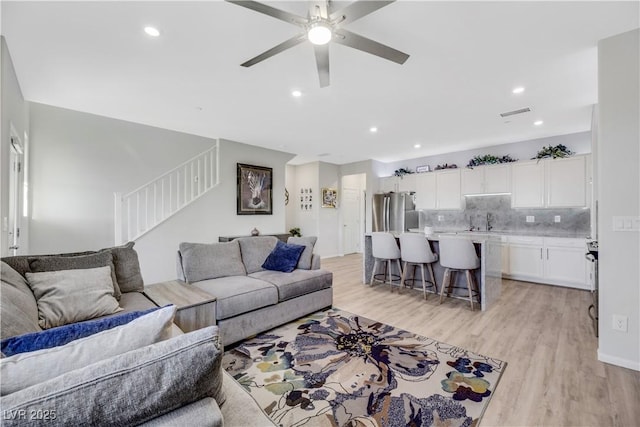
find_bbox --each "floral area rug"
[222,309,507,427]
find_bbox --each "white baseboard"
[320,254,342,259]
[598,350,640,371]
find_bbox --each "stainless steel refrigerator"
[372,192,418,232]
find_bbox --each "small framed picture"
[237,163,272,215]
[321,188,337,208]
[416,165,431,173]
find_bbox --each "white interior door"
[8,136,24,255]
[342,187,361,254]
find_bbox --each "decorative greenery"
[466,154,518,168]
[532,144,573,160]
[289,227,302,237]
[434,163,458,170]
[393,167,414,177]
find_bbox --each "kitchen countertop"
[406,228,590,239]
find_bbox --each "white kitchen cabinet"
[461,164,511,195]
[501,241,510,275]
[511,155,589,208]
[398,174,417,192]
[435,169,462,209]
[507,236,544,278]
[546,156,586,207]
[415,173,436,209]
[504,235,589,289]
[379,176,398,192]
[511,160,545,207]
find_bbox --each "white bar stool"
[370,232,402,291]
[399,233,438,299]
[438,236,481,310]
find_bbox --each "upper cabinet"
[461,164,511,195]
[511,155,589,208]
[546,156,587,207]
[379,176,398,192]
[378,175,416,193]
[414,169,462,210]
[398,174,417,192]
[435,169,463,209]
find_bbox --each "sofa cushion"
[0,263,41,340]
[287,236,318,270]
[29,251,122,300]
[249,269,333,302]
[0,326,223,427]
[140,397,223,427]
[237,236,278,274]
[192,276,278,320]
[104,241,144,293]
[262,240,305,273]
[1,250,94,280]
[1,306,161,357]
[25,266,123,329]
[0,305,176,395]
[179,241,246,283]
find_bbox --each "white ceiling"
[2,1,638,165]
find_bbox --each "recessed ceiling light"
[369,127,378,133]
[534,120,544,126]
[144,26,160,37]
[291,90,302,97]
[512,86,525,94]
[414,144,421,149]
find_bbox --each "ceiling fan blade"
[226,0,307,26]
[330,0,395,26]
[334,29,409,64]
[314,44,330,88]
[241,34,306,67]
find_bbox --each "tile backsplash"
[418,195,590,237]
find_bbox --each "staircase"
[114,141,219,244]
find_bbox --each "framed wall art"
[321,188,337,208]
[237,163,272,215]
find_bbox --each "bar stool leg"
[420,264,427,300]
[428,263,437,294]
[396,259,403,289]
[370,259,379,285]
[439,268,450,304]
[400,261,408,292]
[465,270,475,311]
[447,270,456,298]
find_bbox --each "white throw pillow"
[26,266,122,329]
[0,305,177,396]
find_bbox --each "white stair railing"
[114,141,219,244]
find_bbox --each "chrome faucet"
[486,213,493,231]
[468,216,475,232]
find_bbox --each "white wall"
[27,103,293,282]
[1,36,29,256]
[597,29,640,371]
[317,162,340,257]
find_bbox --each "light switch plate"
[437,215,444,221]
[613,216,640,231]
[554,215,561,223]
[612,314,628,332]
[526,215,535,223]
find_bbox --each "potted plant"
[532,144,573,160]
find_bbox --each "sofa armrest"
[139,397,223,427]
[310,254,321,270]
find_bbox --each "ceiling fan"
[226,0,410,87]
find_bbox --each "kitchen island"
[363,232,502,311]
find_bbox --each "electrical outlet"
[612,314,628,332]
[526,215,535,223]
[437,215,444,221]
[554,215,561,223]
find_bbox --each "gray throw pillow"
[179,240,246,283]
[0,280,41,340]
[25,266,122,330]
[0,305,176,395]
[287,236,318,270]
[237,236,278,274]
[29,251,122,300]
[103,242,144,293]
[0,326,223,427]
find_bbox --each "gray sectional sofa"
[176,235,334,346]
[0,244,277,426]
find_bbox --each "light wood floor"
[322,253,640,427]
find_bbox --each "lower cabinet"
[504,236,589,290]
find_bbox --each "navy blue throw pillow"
[0,306,162,356]
[262,240,306,273]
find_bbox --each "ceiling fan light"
[308,23,332,45]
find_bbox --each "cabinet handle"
[546,248,549,260]
[540,248,543,259]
